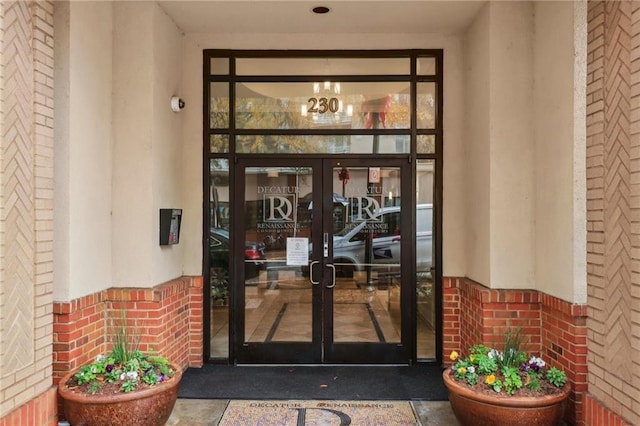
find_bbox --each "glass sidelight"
[416,160,435,359]
[209,159,231,359]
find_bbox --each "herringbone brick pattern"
[602,0,633,383]
[0,0,55,421]
[629,2,640,411]
[1,0,36,374]
[587,1,640,425]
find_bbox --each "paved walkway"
[167,398,459,425]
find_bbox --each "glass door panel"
[323,160,410,364]
[242,166,315,340]
[235,158,410,364]
[235,160,321,363]
[330,166,402,344]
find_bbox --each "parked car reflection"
[210,229,265,301]
[331,204,432,277]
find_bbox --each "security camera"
[170,96,185,112]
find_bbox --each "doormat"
[218,400,417,425]
[179,364,448,401]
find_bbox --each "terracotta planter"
[442,369,570,426]
[58,363,182,426]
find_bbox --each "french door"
[233,157,413,364]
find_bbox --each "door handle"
[326,264,336,289]
[309,260,320,285]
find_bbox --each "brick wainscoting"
[0,388,57,426]
[53,276,204,385]
[443,277,588,425]
[584,394,631,426]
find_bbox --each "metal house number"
[307,97,340,114]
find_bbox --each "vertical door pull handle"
[309,260,320,285]
[326,264,336,289]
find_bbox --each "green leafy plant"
[449,328,568,396]
[546,367,567,388]
[69,314,175,395]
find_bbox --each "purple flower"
[106,364,114,373]
[158,373,166,382]
[521,358,543,373]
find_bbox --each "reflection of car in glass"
[331,204,433,277]
[209,229,266,293]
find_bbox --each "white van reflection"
[328,204,433,278]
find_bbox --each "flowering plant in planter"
[63,318,176,395]
[71,350,174,395]
[448,329,567,397]
[58,315,182,426]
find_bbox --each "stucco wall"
[50,2,582,303]
[54,1,113,301]
[151,4,184,284]
[52,0,585,300]
[463,3,491,286]
[534,1,587,304]
[463,1,586,301]
[112,2,155,286]
[489,2,535,289]
[55,1,184,297]
[181,33,467,278]
[463,2,536,289]
[112,1,183,287]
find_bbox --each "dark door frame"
[232,157,414,364]
[202,49,444,366]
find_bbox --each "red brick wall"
[444,277,588,425]
[442,277,461,360]
[53,276,203,384]
[584,394,631,426]
[188,277,204,365]
[0,388,57,426]
[53,292,108,382]
[541,293,588,425]
[448,277,541,360]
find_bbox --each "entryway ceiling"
[157,1,485,35]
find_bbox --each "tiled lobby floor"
[210,273,436,359]
[167,398,459,425]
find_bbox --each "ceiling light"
[312,6,330,14]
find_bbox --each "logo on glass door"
[349,195,382,223]
[258,186,297,223]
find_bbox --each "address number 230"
[307,97,340,114]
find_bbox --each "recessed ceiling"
[158,1,485,35]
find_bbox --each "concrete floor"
[166,398,460,425]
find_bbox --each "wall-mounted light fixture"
[170,96,185,112]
